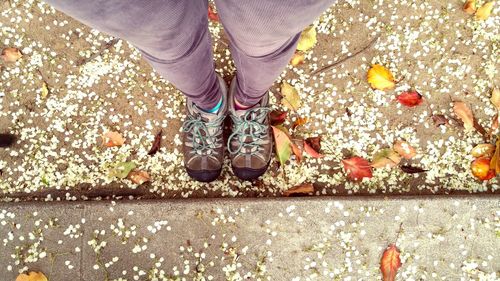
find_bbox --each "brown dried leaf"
[393,140,417,159]
[453,101,474,130]
[127,170,150,185]
[283,183,314,196]
[491,88,500,111]
[148,129,162,155]
[432,114,449,127]
[400,165,428,174]
[102,131,125,147]
[490,139,500,173]
[489,114,499,136]
[1,47,22,63]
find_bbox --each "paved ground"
[1,196,498,280]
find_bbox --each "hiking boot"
[182,75,227,182]
[227,77,273,180]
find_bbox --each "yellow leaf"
[471,143,495,158]
[371,148,401,168]
[296,26,317,52]
[367,64,396,91]
[290,52,305,66]
[491,88,500,111]
[490,139,500,173]
[463,0,477,14]
[475,1,494,20]
[281,82,302,111]
[16,272,48,281]
[272,125,292,166]
[453,101,475,130]
[41,82,49,99]
[102,131,125,147]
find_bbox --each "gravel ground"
[0,0,499,200]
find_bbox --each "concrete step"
[0,196,498,281]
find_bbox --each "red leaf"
[305,137,321,152]
[303,140,323,158]
[270,110,288,126]
[380,244,402,281]
[303,137,323,158]
[396,91,423,107]
[208,5,219,22]
[342,156,373,181]
[291,139,303,163]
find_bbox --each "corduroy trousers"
[45,0,335,108]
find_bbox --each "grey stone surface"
[0,196,499,281]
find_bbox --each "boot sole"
[186,167,222,183]
[232,161,270,181]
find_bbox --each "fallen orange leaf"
[472,157,496,181]
[283,183,314,196]
[102,131,125,147]
[463,0,477,14]
[393,140,417,159]
[127,170,150,185]
[16,272,48,281]
[292,117,308,130]
[380,244,402,281]
[1,47,22,63]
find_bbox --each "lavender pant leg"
[215,0,336,106]
[44,0,221,109]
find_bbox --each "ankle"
[234,98,254,110]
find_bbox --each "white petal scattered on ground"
[0,1,499,200]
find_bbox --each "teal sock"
[204,98,223,114]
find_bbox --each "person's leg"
[45,0,222,110]
[218,0,336,180]
[45,0,228,182]
[215,0,336,107]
